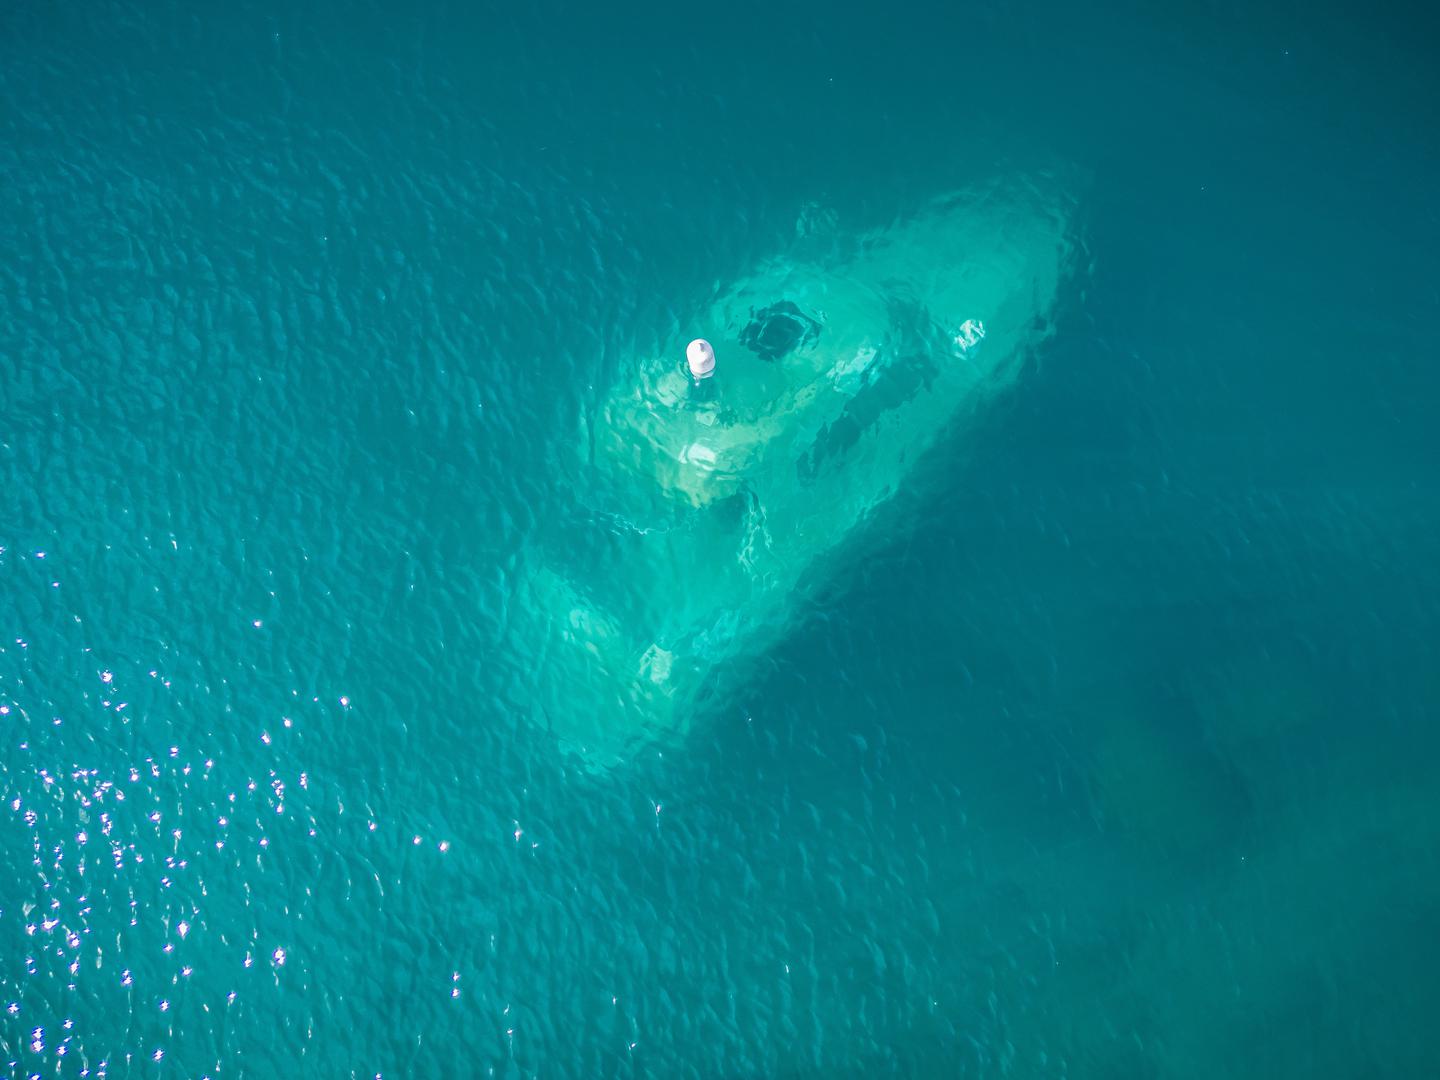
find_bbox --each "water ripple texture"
[3,0,1440,1076]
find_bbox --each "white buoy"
[686,338,716,379]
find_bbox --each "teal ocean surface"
[3,1,1439,1076]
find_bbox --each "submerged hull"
[515,172,1078,765]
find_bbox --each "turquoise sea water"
[3,1,1439,1076]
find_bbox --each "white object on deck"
[955,318,986,352]
[686,338,716,378]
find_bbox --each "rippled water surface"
[4,1,1439,1076]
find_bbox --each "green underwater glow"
[516,171,1081,764]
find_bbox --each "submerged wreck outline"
[512,170,1081,766]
